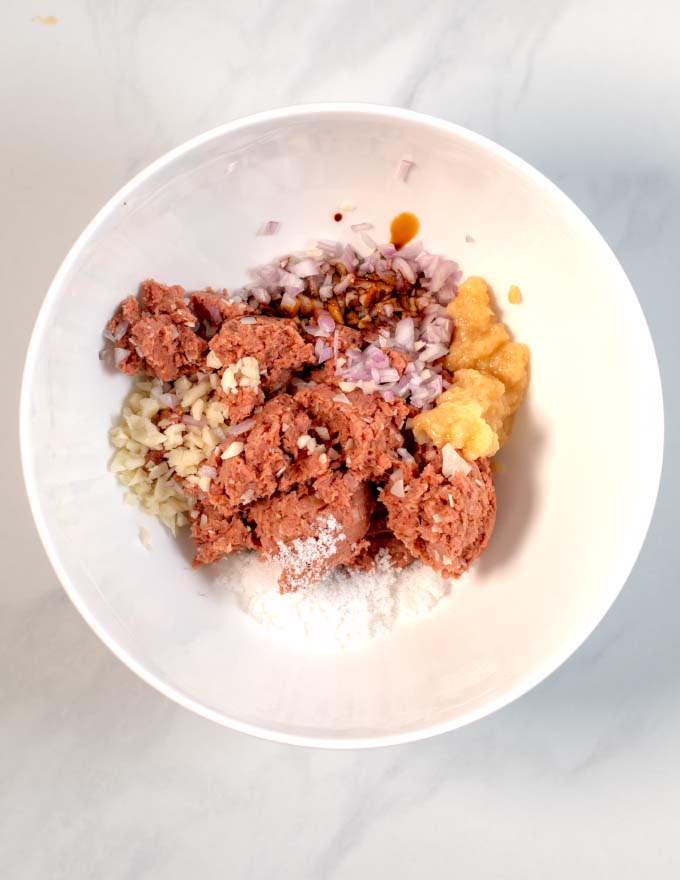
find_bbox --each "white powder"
[273,515,343,591]
[216,550,453,651]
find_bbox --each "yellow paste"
[410,276,530,459]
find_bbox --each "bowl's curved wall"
[21,105,663,747]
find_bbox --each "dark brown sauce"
[390,211,419,249]
[334,212,343,222]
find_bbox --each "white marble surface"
[2,0,679,876]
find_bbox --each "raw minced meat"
[250,476,375,592]
[108,280,208,381]
[381,451,496,579]
[209,315,315,393]
[105,256,499,594]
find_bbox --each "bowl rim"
[19,101,665,749]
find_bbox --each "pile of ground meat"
[106,279,496,592]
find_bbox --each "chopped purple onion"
[280,292,298,309]
[396,240,423,259]
[333,274,353,296]
[291,258,320,278]
[360,232,378,251]
[317,239,342,256]
[227,234,463,411]
[226,418,256,436]
[150,385,178,408]
[257,220,280,236]
[314,339,334,364]
[205,303,222,324]
[251,287,271,305]
[392,257,416,284]
[393,317,416,351]
[317,312,336,335]
[396,158,415,182]
[280,273,305,295]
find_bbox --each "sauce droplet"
[334,212,343,222]
[390,212,419,250]
[507,285,523,304]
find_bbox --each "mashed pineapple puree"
[410,277,530,460]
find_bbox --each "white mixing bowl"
[20,104,663,748]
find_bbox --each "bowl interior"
[22,107,662,746]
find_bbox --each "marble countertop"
[2,1,679,877]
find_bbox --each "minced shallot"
[231,237,460,411]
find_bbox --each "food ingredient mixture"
[411,276,530,459]
[103,235,529,639]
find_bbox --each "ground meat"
[107,297,143,375]
[140,280,195,323]
[107,280,208,381]
[200,387,402,591]
[333,325,364,353]
[249,475,374,593]
[190,290,253,324]
[218,394,313,506]
[350,534,413,571]
[382,453,496,579]
[209,315,315,393]
[136,316,205,381]
[304,326,366,387]
[119,296,141,325]
[293,383,408,481]
[190,371,416,590]
[349,503,414,571]
[386,349,410,375]
[107,279,500,591]
[144,449,165,468]
[307,360,345,389]
[157,407,183,426]
[221,387,265,424]
[191,499,255,566]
